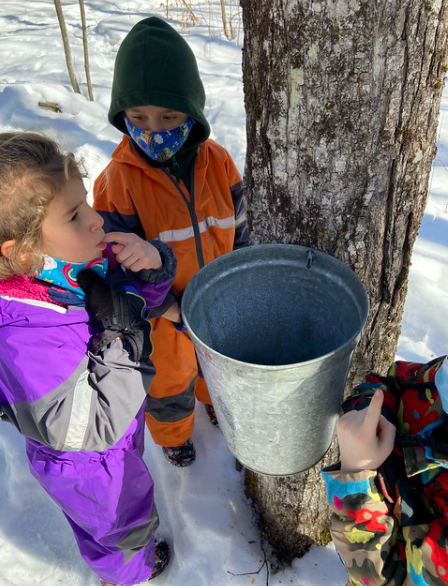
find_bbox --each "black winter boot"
[204,403,219,426]
[99,539,170,585]
[162,439,196,467]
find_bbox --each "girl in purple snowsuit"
[0,132,175,585]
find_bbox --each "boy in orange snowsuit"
[94,17,248,466]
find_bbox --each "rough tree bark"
[240,0,448,562]
[53,0,80,94]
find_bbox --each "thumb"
[362,389,384,435]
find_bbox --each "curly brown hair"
[0,132,84,279]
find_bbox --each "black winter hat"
[108,17,210,142]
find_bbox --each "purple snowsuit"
[0,248,175,585]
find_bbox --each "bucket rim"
[182,243,369,372]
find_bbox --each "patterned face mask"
[35,255,108,299]
[123,114,195,162]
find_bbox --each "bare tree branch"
[219,0,230,39]
[53,0,80,94]
[179,0,200,25]
[78,0,94,101]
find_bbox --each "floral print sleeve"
[322,466,406,585]
[322,357,448,586]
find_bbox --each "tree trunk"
[220,0,231,39]
[241,0,448,562]
[53,0,80,94]
[79,0,94,101]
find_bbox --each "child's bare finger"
[110,243,125,255]
[377,414,396,438]
[119,253,142,268]
[362,389,384,434]
[127,259,147,272]
[102,231,134,245]
[336,409,365,439]
[114,247,135,264]
[377,416,396,457]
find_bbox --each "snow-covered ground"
[0,2,446,585]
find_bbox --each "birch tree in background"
[219,0,230,39]
[53,0,80,94]
[79,0,94,101]
[241,0,448,561]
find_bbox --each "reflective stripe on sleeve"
[157,215,235,243]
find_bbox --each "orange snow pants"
[145,317,212,447]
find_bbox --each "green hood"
[109,17,210,145]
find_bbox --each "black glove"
[78,269,152,362]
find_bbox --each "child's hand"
[337,389,396,472]
[102,232,163,272]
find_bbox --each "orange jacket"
[94,136,247,446]
[94,136,247,294]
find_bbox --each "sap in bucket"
[182,244,369,476]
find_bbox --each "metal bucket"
[182,244,369,476]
